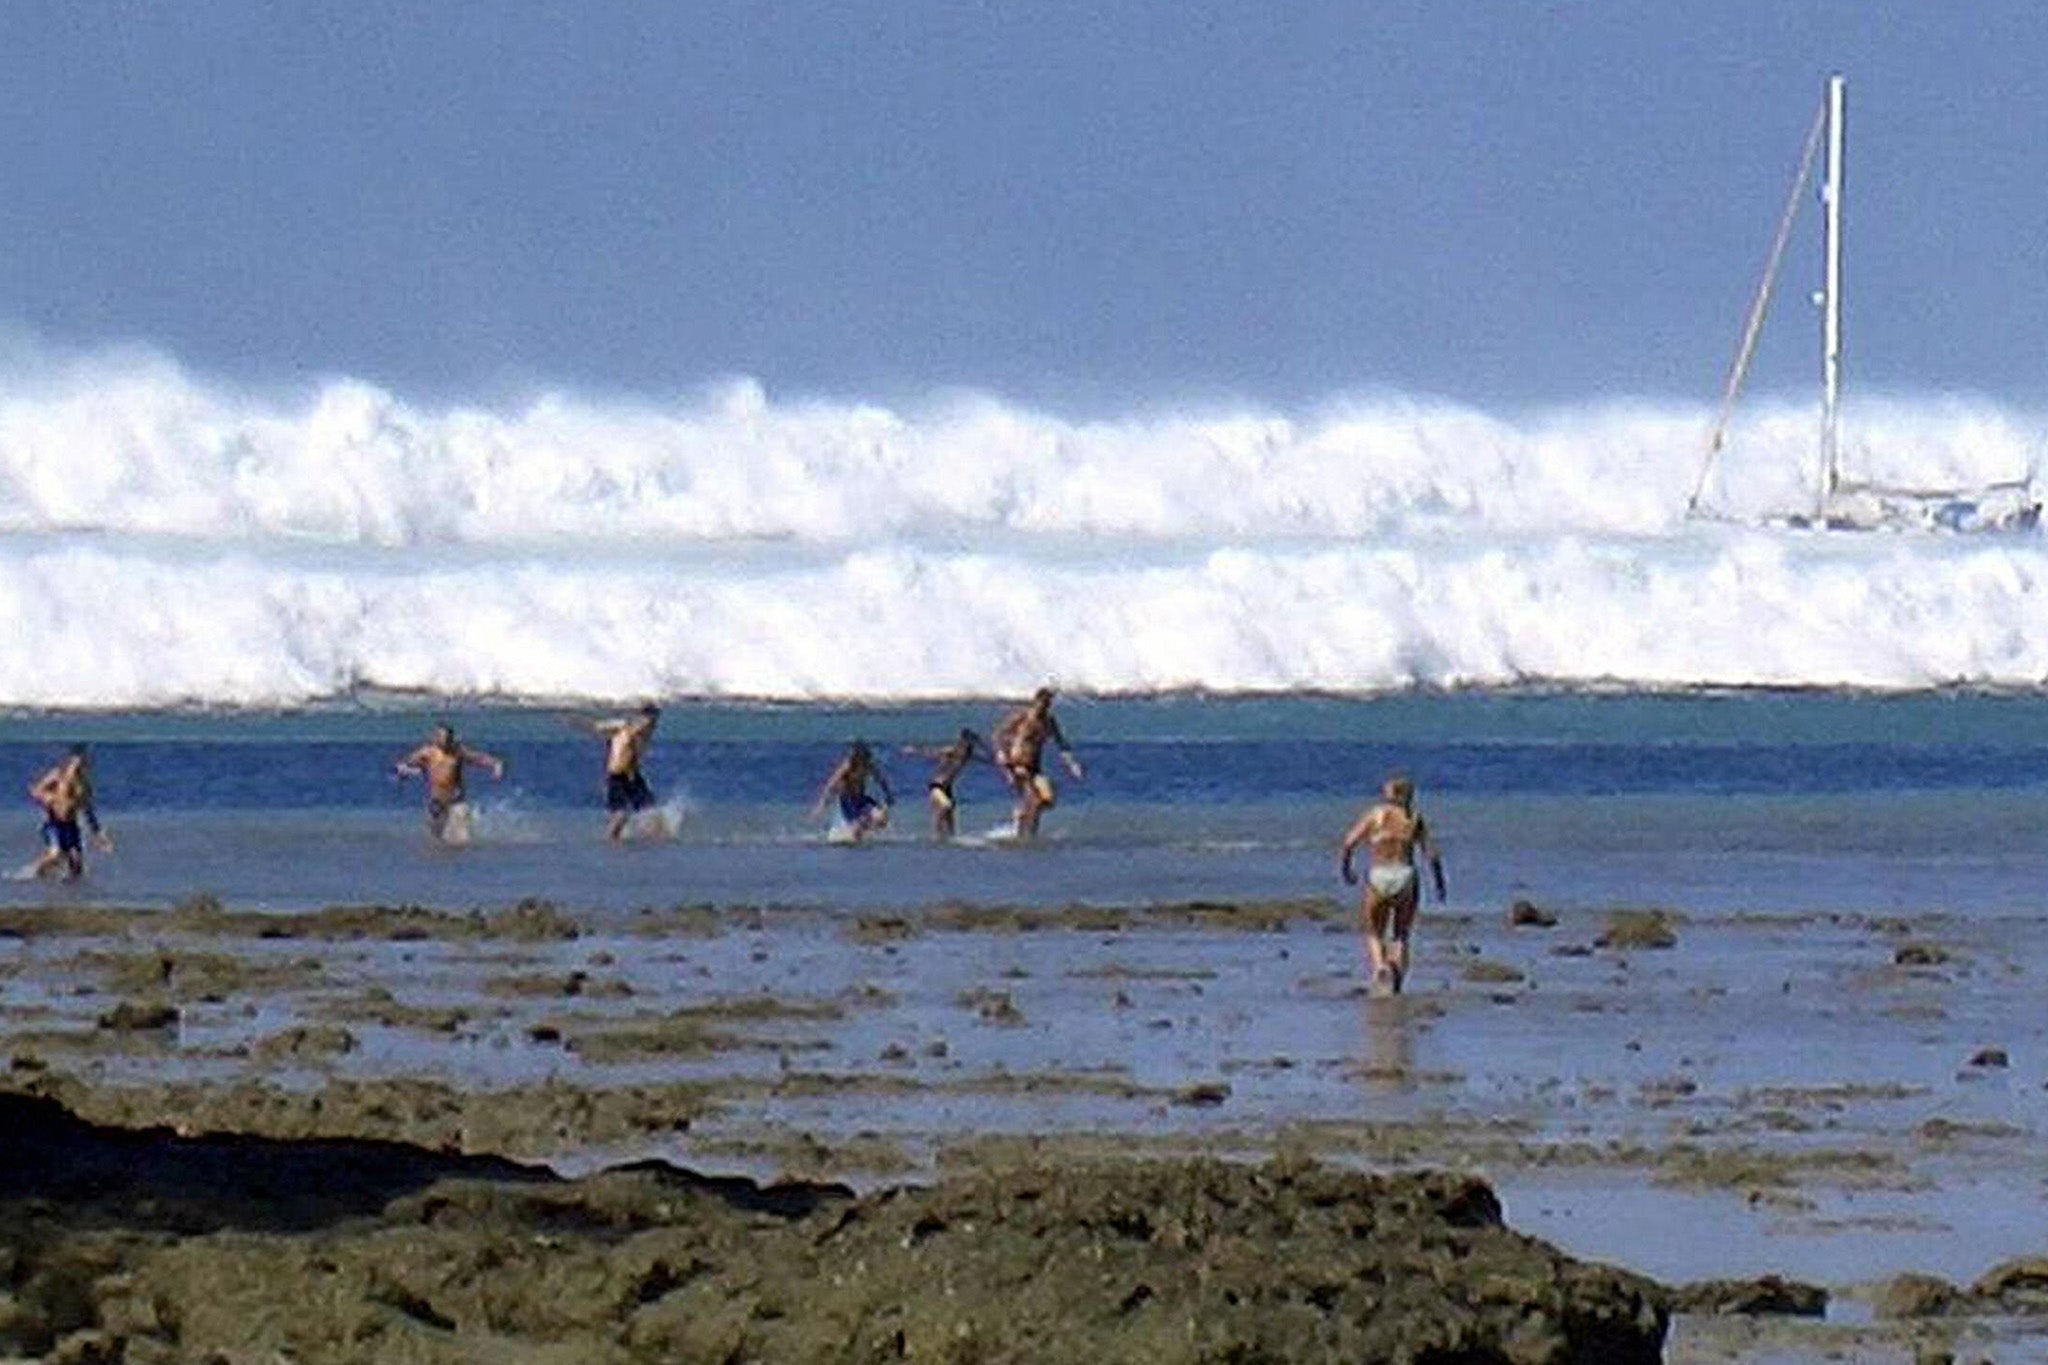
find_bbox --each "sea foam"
[2,347,2045,705]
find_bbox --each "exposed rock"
[1892,941,1951,967]
[1965,1047,2009,1069]
[1873,1271,1962,1319]
[1670,1273,1826,1316]
[1509,899,1559,928]
[1170,1082,1230,1107]
[249,1026,358,1062]
[1596,911,1678,951]
[95,1001,177,1033]
[958,987,1026,1025]
[0,1092,1669,1365]
[1969,1254,2048,1313]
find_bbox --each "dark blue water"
[6,692,2048,916]
[18,688,2048,808]
[10,737,2048,813]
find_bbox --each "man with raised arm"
[393,723,505,844]
[901,728,992,839]
[993,686,1083,840]
[585,702,661,841]
[1339,773,1447,995]
[29,745,112,881]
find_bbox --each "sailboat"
[1686,75,2039,533]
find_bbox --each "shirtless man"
[1339,774,1447,995]
[586,702,661,841]
[812,741,894,843]
[29,745,112,881]
[393,724,505,844]
[993,686,1083,840]
[902,728,990,839]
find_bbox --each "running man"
[393,724,505,844]
[28,745,112,881]
[584,702,661,841]
[993,686,1083,840]
[813,741,893,842]
[902,728,991,839]
[1339,774,1447,995]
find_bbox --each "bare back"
[32,762,89,821]
[606,723,650,776]
[931,738,976,786]
[1361,801,1424,867]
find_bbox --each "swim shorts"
[839,791,881,824]
[606,772,654,812]
[41,818,81,854]
[426,797,470,839]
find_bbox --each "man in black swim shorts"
[582,702,661,841]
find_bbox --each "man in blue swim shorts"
[813,741,893,843]
[29,745,112,881]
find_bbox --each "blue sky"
[0,2,2043,409]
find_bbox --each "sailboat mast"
[1818,73,1845,518]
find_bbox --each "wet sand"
[0,895,2044,1362]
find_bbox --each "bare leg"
[1363,892,1392,987]
[930,789,954,840]
[1385,890,1419,993]
[1006,768,1031,838]
[606,811,630,842]
[1018,774,1054,840]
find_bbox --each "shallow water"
[6,691,2048,1362]
[8,899,2041,1293]
[9,691,2048,916]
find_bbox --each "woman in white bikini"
[1338,774,1447,995]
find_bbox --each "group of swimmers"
[811,686,1083,843]
[24,689,1449,995]
[383,687,1085,852]
[392,702,668,846]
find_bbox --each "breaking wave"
[3,345,2047,705]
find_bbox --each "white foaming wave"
[1,346,2039,547]
[7,531,2048,706]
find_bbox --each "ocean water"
[3,350,2048,705]
[4,351,2047,919]
[8,690,2048,917]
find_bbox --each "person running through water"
[813,741,893,842]
[393,723,505,844]
[993,686,1083,840]
[28,745,112,881]
[901,728,991,839]
[584,702,661,841]
[1339,773,1447,995]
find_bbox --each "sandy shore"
[0,895,2042,1361]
